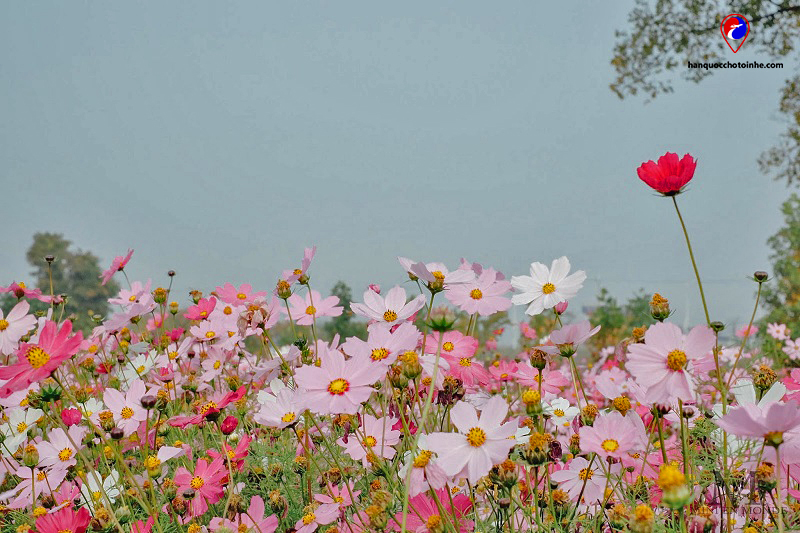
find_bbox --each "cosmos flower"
[426,395,518,484]
[549,321,601,356]
[37,425,87,470]
[351,285,425,326]
[543,398,580,429]
[445,268,512,316]
[626,322,714,405]
[511,257,586,316]
[716,400,800,443]
[285,290,343,326]
[424,331,479,359]
[0,300,37,355]
[79,470,121,512]
[100,249,134,285]
[103,379,149,436]
[0,406,44,453]
[579,411,643,461]
[173,456,229,517]
[294,345,385,415]
[410,261,475,290]
[255,379,306,428]
[767,323,790,341]
[397,434,448,497]
[34,506,91,533]
[342,322,420,368]
[213,283,267,305]
[551,456,620,504]
[0,320,83,398]
[337,414,401,467]
[295,503,339,533]
[390,489,473,533]
[636,152,697,196]
[210,496,278,533]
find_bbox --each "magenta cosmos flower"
[294,346,385,415]
[445,268,512,316]
[0,319,83,398]
[426,395,518,484]
[174,456,228,517]
[390,489,473,533]
[351,285,425,326]
[285,290,343,326]
[34,506,91,533]
[0,300,37,355]
[579,411,642,460]
[626,322,714,405]
[636,152,697,196]
[100,249,133,285]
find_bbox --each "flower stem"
[671,196,711,326]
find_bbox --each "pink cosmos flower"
[513,363,569,395]
[100,249,134,285]
[295,503,339,533]
[767,323,790,341]
[549,321,601,356]
[294,346,385,415]
[214,283,267,305]
[34,506,91,533]
[38,425,87,469]
[519,322,538,340]
[337,414,401,467]
[636,152,696,196]
[285,290,343,326]
[131,517,155,533]
[207,434,252,469]
[445,268,512,316]
[424,331,479,359]
[255,380,305,428]
[108,280,152,308]
[444,354,492,388]
[579,411,642,460]
[1,464,67,509]
[0,320,83,398]
[184,297,217,321]
[626,322,715,405]
[410,261,475,289]
[210,496,278,533]
[103,379,148,436]
[551,456,620,504]
[0,300,37,355]
[716,401,800,441]
[390,489,473,533]
[342,322,420,368]
[282,246,317,284]
[351,286,425,326]
[398,434,449,497]
[735,324,759,338]
[315,481,361,508]
[168,386,246,428]
[174,456,228,517]
[426,395,518,484]
[784,339,800,360]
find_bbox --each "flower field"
[0,152,794,533]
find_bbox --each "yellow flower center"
[657,464,686,491]
[302,513,316,525]
[363,436,377,447]
[601,439,619,452]
[426,514,442,530]
[370,347,390,361]
[579,468,594,480]
[413,450,433,468]
[223,306,233,315]
[237,292,247,300]
[305,305,316,315]
[666,350,687,371]
[200,401,218,414]
[137,365,146,373]
[0,319,8,331]
[281,412,296,423]
[128,295,137,302]
[383,310,397,322]
[37,471,46,481]
[459,358,472,367]
[33,506,47,517]
[16,422,27,433]
[205,331,218,340]
[542,283,556,294]
[227,449,235,459]
[554,409,565,417]
[92,490,102,502]
[58,448,73,461]
[213,361,221,370]
[25,346,51,369]
[17,282,26,289]
[145,456,161,469]
[189,476,205,490]
[327,378,350,395]
[432,271,445,282]
[120,407,134,419]
[442,342,454,352]
[469,289,483,300]
[466,427,487,447]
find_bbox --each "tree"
[587,287,655,352]
[612,1,800,185]
[322,281,368,341]
[760,194,800,333]
[1,233,120,332]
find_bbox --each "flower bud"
[710,321,725,333]
[649,293,671,322]
[276,280,292,300]
[110,427,125,440]
[581,404,599,426]
[368,284,381,294]
[189,290,203,305]
[658,464,692,509]
[153,288,168,304]
[22,444,39,468]
[427,307,456,332]
[140,395,157,409]
[753,271,768,282]
[629,504,655,533]
[554,301,568,315]
[169,301,179,315]
[61,408,82,427]
[220,415,238,435]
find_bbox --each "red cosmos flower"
[61,408,82,426]
[636,152,697,196]
[208,434,252,468]
[100,249,134,286]
[0,320,83,398]
[35,506,91,533]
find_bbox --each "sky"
[0,2,792,338]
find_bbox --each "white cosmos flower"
[0,407,43,454]
[543,398,580,429]
[511,257,586,316]
[80,470,121,512]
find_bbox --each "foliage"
[612,1,800,185]
[322,281,368,341]
[587,287,655,351]
[760,194,800,333]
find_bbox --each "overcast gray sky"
[0,2,791,333]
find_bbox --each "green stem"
[671,196,711,326]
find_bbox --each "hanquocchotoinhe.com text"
[688,60,783,70]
